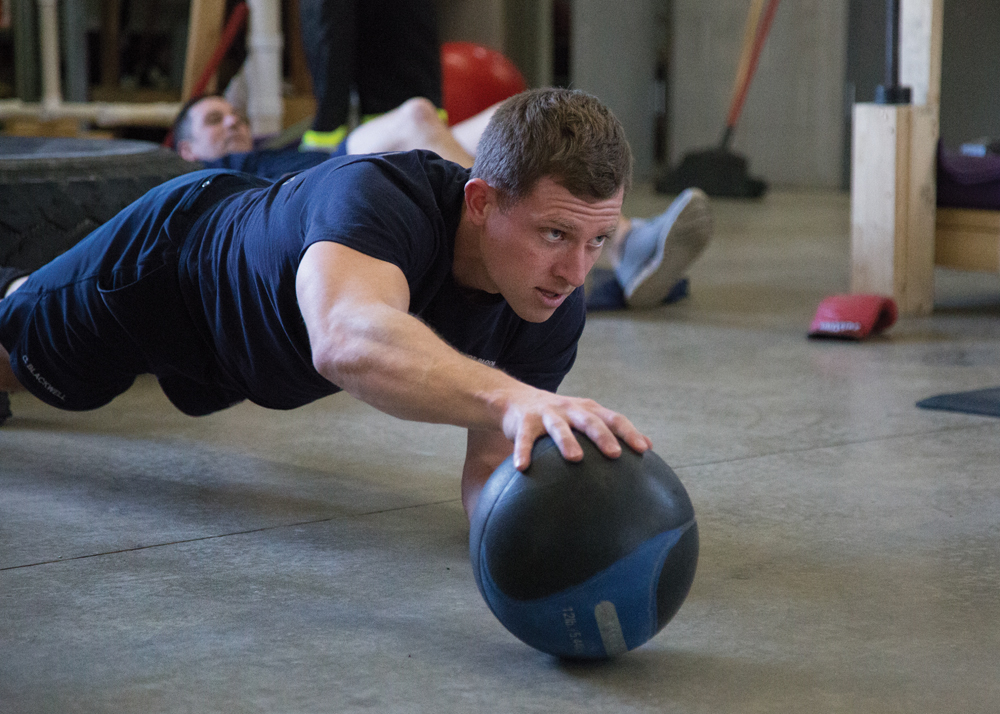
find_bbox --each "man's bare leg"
[345,97,476,168]
[449,103,500,157]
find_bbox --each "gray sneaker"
[614,188,712,308]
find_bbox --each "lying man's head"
[172,95,253,162]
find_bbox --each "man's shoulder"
[207,145,329,180]
[312,150,470,184]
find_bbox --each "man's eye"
[545,228,564,240]
[591,235,607,247]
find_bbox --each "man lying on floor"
[1,89,658,515]
[172,94,712,312]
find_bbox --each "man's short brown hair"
[170,94,217,150]
[471,88,633,206]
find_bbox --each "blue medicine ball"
[470,433,698,659]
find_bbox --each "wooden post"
[849,0,942,316]
[286,0,312,96]
[850,104,937,315]
[181,0,227,101]
[100,0,120,89]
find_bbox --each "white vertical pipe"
[37,0,63,111]
[245,0,283,136]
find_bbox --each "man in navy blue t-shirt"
[0,89,661,514]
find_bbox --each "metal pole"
[885,0,900,88]
[875,0,911,104]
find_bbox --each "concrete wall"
[439,0,860,189]
[437,0,506,50]
[671,0,849,189]
[570,0,667,180]
[939,0,1000,148]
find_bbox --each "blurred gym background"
[1,0,998,187]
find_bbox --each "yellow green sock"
[358,108,449,125]
[300,125,349,151]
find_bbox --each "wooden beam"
[849,0,943,316]
[182,0,227,101]
[100,0,121,89]
[935,208,1000,273]
[285,0,313,96]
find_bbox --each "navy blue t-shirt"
[179,150,586,410]
[202,145,335,181]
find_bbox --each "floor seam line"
[671,422,997,470]
[0,498,459,572]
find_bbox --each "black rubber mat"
[916,387,1000,417]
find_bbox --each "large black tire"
[0,136,200,270]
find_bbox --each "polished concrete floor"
[3,188,1000,713]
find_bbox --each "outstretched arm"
[296,241,651,474]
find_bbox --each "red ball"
[441,42,527,126]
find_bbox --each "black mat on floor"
[916,387,1000,417]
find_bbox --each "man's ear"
[176,140,197,163]
[463,178,498,226]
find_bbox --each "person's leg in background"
[356,0,442,119]
[346,97,474,166]
[450,103,499,157]
[298,0,357,149]
[582,189,711,312]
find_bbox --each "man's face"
[177,97,253,161]
[478,176,623,323]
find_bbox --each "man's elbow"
[309,330,368,385]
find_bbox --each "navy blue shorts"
[0,169,269,415]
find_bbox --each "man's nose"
[554,244,590,287]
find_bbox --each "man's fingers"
[507,396,653,471]
[575,418,622,460]
[607,413,653,454]
[542,413,584,463]
[512,418,548,471]
[570,408,651,460]
[512,438,530,471]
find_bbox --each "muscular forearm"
[312,299,530,431]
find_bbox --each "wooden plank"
[285,0,313,95]
[100,0,121,88]
[935,208,1000,273]
[900,105,937,313]
[181,0,227,101]
[937,207,1000,231]
[935,226,1000,273]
